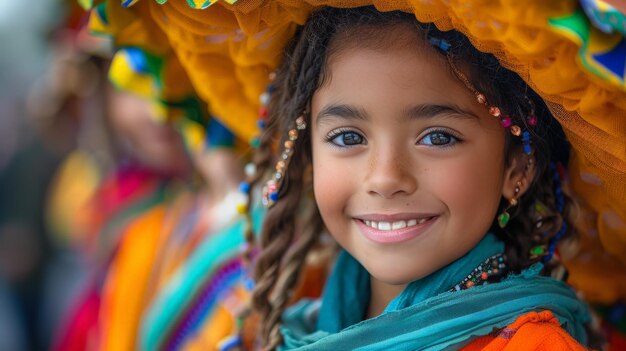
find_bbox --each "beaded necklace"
[449,253,508,292]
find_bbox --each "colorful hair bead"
[261,114,307,208]
[259,106,269,118]
[530,245,546,259]
[262,179,278,207]
[476,94,487,105]
[489,106,501,117]
[428,37,451,52]
[501,116,512,128]
[239,181,251,194]
[250,72,275,150]
[510,125,522,136]
[543,162,567,263]
[522,131,532,155]
[244,163,256,177]
[259,92,270,105]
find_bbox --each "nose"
[364,145,418,198]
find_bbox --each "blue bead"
[239,182,250,193]
[523,144,532,155]
[269,192,279,202]
[428,37,451,52]
[257,119,267,129]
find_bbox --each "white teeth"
[392,221,406,230]
[362,218,431,231]
[364,220,377,229]
[378,222,391,230]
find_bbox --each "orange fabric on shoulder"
[461,311,589,351]
[98,205,168,351]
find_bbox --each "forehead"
[327,22,424,57]
[313,31,483,119]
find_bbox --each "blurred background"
[0,1,236,349]
[1,1,112,350]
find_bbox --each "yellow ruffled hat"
[81,0,626,303]
[87,0,214,151]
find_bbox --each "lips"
[354,214,438,244]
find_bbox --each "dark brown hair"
[244,6,577,350]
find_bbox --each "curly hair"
[245,6,579,350]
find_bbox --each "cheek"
[430,154,504,219]
[312,145,356,233]
[313,152,341,218]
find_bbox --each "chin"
[367,266,419,286]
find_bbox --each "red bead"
[528,115,537,126]
[481,272,489,280]
[259,106,268,118]
[501,116,512,128]
[466,281,475,288]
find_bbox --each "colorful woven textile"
[52,164,176,351]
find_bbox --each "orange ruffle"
[462,311,588,351]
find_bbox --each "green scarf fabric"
[280,234,590,350]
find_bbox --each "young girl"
[242,6,593,350]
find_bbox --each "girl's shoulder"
[461,310,590,351]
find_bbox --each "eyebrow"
[316,102,479,126]
[316,104,369,126]
[404,103,480,121]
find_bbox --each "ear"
[502,149,537,201]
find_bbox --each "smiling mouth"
[362,218,432,231]
[354,215,438,244]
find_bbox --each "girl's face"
[311,28,514,287]
[108,87,190,175]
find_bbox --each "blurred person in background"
[0,1,95,350]
[49,45,194,349]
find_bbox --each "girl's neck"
[366,276,407,319]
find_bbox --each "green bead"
[250,137,261,148]
[498,211,510,228]
[534,201,548,215]
[530,245,546,257]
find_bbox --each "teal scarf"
[280,234,590,350]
